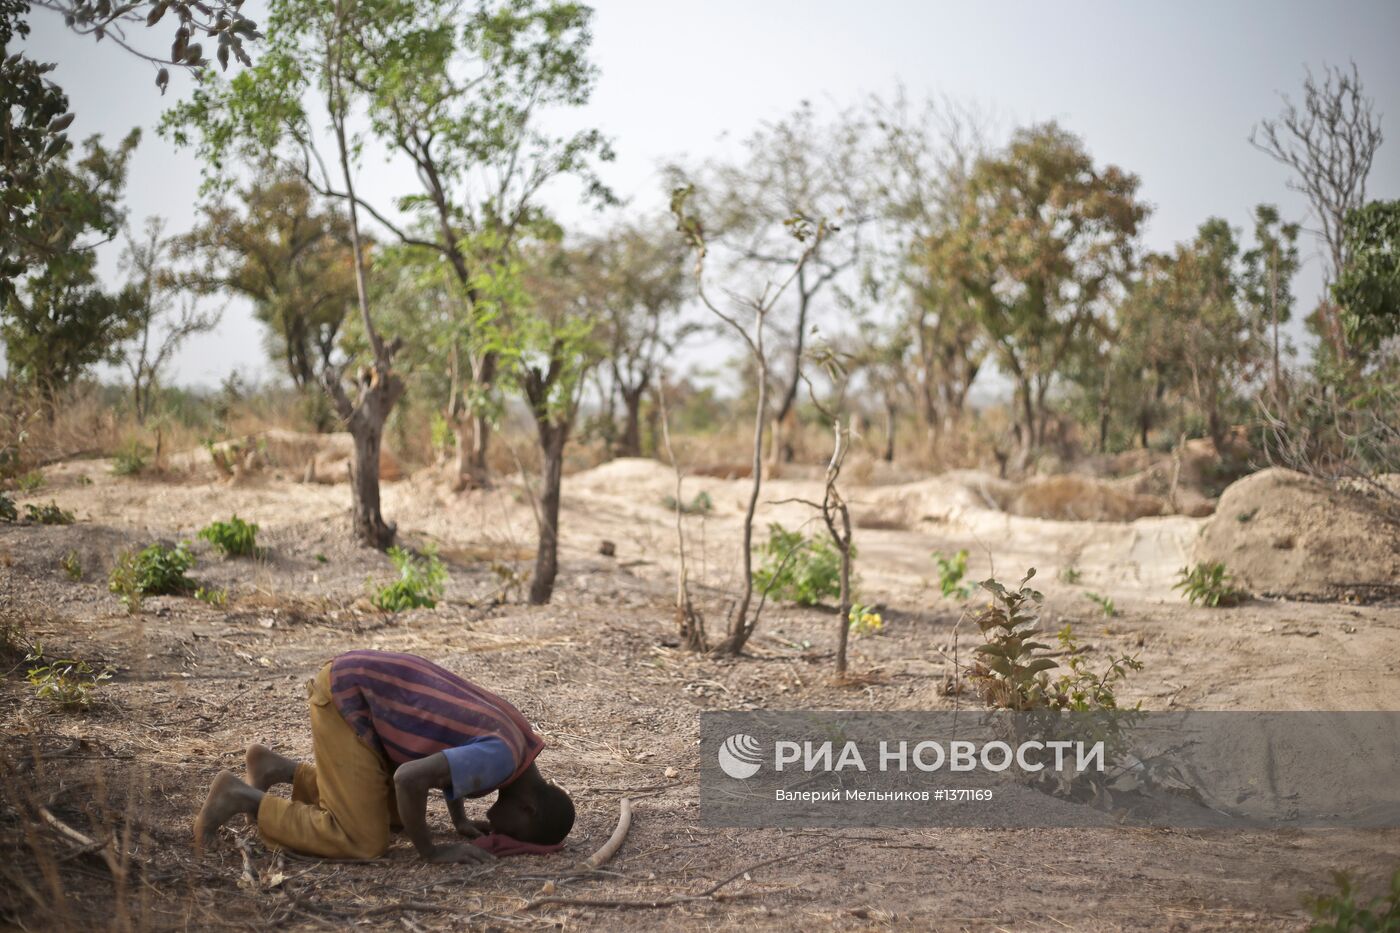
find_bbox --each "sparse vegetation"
[15,470,43,492]
[24,646,113,711]
[108,542,197,612]
[197,514,260,558]
[194,585,228,607]
[24,502,74,525]
[60,549,82,581]
[369,546,448,612]
[0,491,15,523]
[753,523,847,607]
[1085,592,1118,617]
[660,490,713,515]
[1175,561,1250,607]
[933,549,974,599]
[848,603,884,637]
[111,440,151,476]
[1059,565,1083,585]
[1305,867,1400,933]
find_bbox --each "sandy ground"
[2,456,1399,931]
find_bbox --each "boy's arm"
[393,756,494,864]
[445,797,490,838]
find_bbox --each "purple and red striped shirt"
[329,650,544,789]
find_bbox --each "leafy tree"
[1332,200,1400,355]
[1240,204,1301,402]
[510,240,604,604]
[937,122,1146,468]
[167,0,401,547]
[176,172,358,392]
[119,217,220,422]
[1251,63,1382,364]
[585,217,691,457]
[1,130,143,401]
[867,89,989,444]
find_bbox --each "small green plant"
[194,586,228,607]
[970,569,1058,710]
[75,474,93,486]
[314,553,328,564]
[1305,867,1400,932]
[370,546,448,611]
[111,440,151,476]
[1050,624,1142,712]
[1174,562,1250,607]
[1236,507,1258,523]
[24,502,75,525]
[60,550,82,581]
[1085,592,1117,618]
[15,470,44,492]
[25,646,112,711]
[1059,565,1083,585]
[933,549,975,599]
[661,490,714,515]
[0,491,16,523]
[848,603,884,637]
[198,515,260,558]
[753,523,847,607]
[109,542,197,612]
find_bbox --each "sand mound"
[1195,468,1400,600]
[998,474,1168,523]
[169,429,402,483]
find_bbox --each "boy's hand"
[452,817,491,839]
[425,842,496,865]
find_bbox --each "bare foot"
[245,743,296,791]
[193,771,259,853]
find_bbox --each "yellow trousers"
[256,663,401,858]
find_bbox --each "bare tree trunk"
[656,380,706,652]
[347,381,402,548]
[618,385,644,458]
[529,425,567,605]
[835,543,851,674]
[716,364,768,657]
[882,396,897,463]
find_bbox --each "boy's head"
[487,768,575,845]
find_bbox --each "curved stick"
[584,797,632,869]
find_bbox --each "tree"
[1,130,142,401]
[177,172,358,392]
[672,184,832,656]
[676,102,869,465]
[31,0,258,90]
[867,90,990,444]
[848,322,910,462]
[1250,63,1383,363]
[937,122,1146,468]
[118,217,220,422]
[329,0,612,485]
[1240,205,1301,403]
[511,240,604,605]
[1332,200,1400,355]
[168,0,401,547]
[586,217,691,457]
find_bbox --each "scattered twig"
[585,797,632,869]
[37,805,121,876]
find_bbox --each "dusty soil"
[2,455,1399,931]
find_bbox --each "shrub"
[1174,562,1249,607]
[60,550,82,581]
[15,470,44,492]
[25,646,112,711]
[370,546,448,611]
[109,542,197,612]
[1085,592,1117,617]
[848,603,884,637]
[661,490,714,515]
[194,586,228,607]
[24,502,74,525]
[1305,867,1400,932]
[0,492,15,523]
[198,515,260,558]
[111,440,151,476]
[753,523,847,607]
[933,549,974,599]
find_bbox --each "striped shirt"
[329,650,544,788]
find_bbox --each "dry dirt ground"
[2,455,1398,931]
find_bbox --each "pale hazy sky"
[21,0,1400,388]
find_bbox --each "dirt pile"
[999,474,1168,522]
[1195,467,1400,600]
